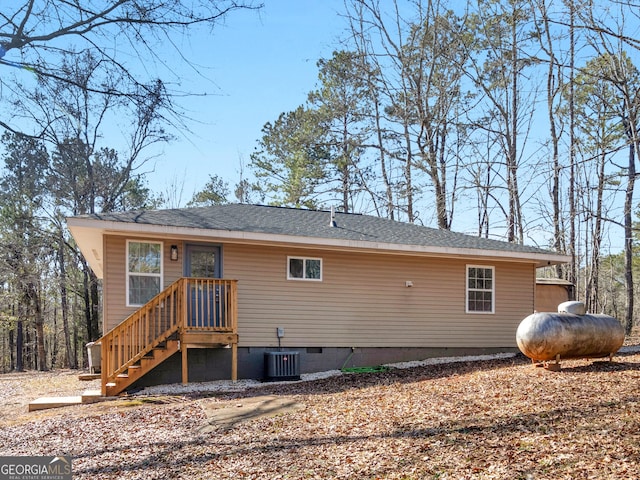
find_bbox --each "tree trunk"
[25,324,33,369]
[30,282,48,371]
[82,259,101,342]
[72,294,79,369]
[539,0,564,271]
[374,94,394,219]
[58,234,73,367]
[624,139,636,335]
[403,123,415,222]
[15,320,23,372]
[586,151,605,314]
[51,306,58,368]
[508,2,523,244]
[9,327,14,371]
[567,2,577,297]
[90,270,101,340]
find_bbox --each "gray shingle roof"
[82,204,555,256]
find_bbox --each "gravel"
[132,352,518,396]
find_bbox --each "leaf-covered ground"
[2,354,640,479]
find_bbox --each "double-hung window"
[127,240,163,306]
[466,265,494,314]
[287,256,322,281]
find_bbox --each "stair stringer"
[105,339,180,396]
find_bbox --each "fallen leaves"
[2,354,640,478]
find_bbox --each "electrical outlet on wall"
[277,327,285,338]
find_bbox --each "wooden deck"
[97,278,238,396]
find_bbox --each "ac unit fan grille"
[264,351,300,381]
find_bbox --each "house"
[66,204,569,395]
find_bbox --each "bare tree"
[0,1,261,136]
[465,0,540,244]
[345,0,419,222]
[0,132,50,370]
[345,0,408,220]
[5,47,176,345]
[309,51,374,213]
[346,0,472,227]
[577,1,640,331]
[569,53,628,314]
[531,0,570,278]
[400,6,470,230]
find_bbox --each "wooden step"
[105,339,180,396]
[81,389,105,404]
[29,390,114,411]
[29,396,82,412]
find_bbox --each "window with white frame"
[287,256,322,281]
[127,240,163,306]
[466,265,494,313]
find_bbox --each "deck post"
[231,342,238,382]
[101,341,107,396]
[181,278,189,385]
[231,280,238,382]
[181,340,188,385]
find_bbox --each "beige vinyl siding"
[103,235,183,333]
[223,244,535,349]
[102,236,535,347]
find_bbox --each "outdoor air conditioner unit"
[264,351,301,381]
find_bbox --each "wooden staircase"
[105,339,180,396]
[97,278,238,396]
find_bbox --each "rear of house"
[67,204,568,392]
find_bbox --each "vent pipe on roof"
[329,206,337,227]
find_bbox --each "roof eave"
[67,217,570,278]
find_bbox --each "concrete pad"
[199,395,305,432]
[28,396,82,412]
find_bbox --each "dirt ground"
[2,349,640,479]
[0,370,101,427]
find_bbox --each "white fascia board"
[67,217,571,272]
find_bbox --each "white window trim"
[287,256,323,281]
[466,264,495,314]
[126,240,164,307]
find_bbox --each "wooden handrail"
[99,278,238,395]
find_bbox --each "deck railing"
[99,278,238,394]
[185,278,238,332]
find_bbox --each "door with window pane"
[185,244,223,327]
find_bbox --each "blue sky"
[147,1,349,205]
